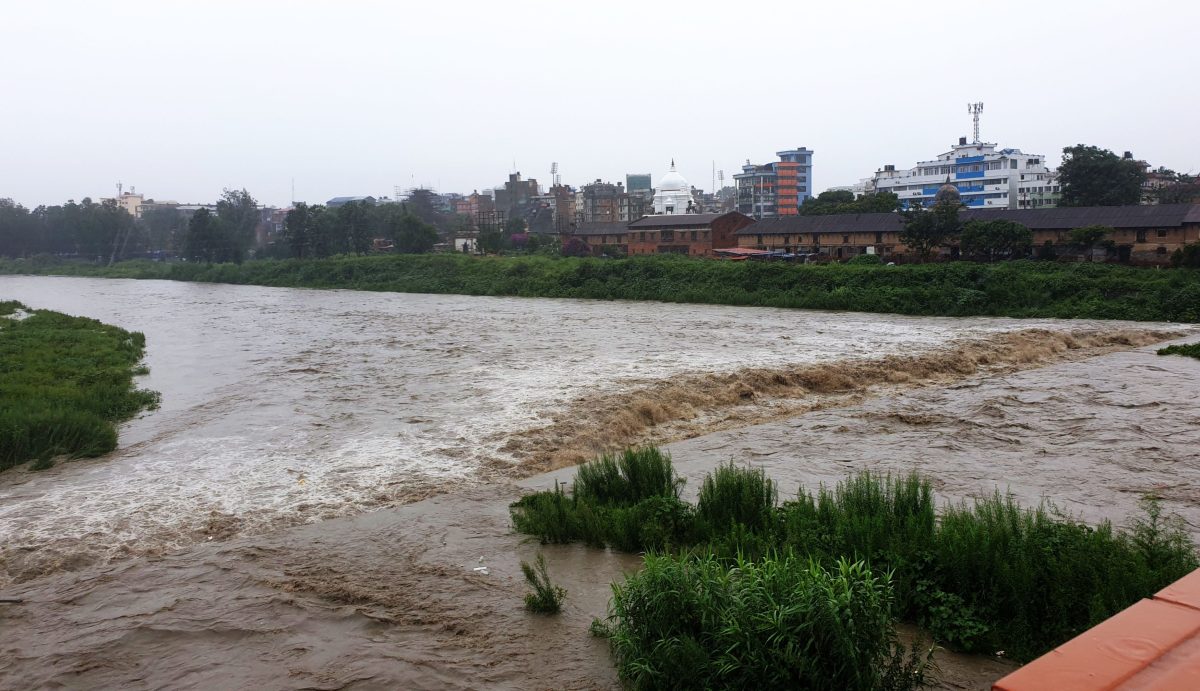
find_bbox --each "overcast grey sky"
[2,1,1196,208]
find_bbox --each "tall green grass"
[511,449,1198,664]
[0,302,159,470]
[604,553,934,690]
[3,254,1199,321]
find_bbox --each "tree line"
[277,201,438,259]
[0,189,260,264]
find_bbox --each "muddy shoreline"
[4,340,1199,689]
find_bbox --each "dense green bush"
[1158,342,1200,359]
[604,553,933,691]
[0,303,159,470]
[512,449,1198,663]
[4,253,1199,321]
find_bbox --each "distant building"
[626,174,652,198]
[576,180,649,224]
[493,172,540,217]
[734,148,814,219]
[627,212,754,257]
[734,203,1200,265]
[872,137,1056,210]
[652,160,696,214]
[326,196,376,208]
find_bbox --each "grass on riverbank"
[3,253,1199,322]
[0,301,159,471]
[511,448,1197,673]
[1158,342,1200,359]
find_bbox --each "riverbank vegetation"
[3,253,1199,322]
[0,301,159,471]
[511,448,1197,683]
[1158,342,1200,359]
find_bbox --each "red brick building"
[625,212,754,257]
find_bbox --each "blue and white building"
[871,136,1059,209]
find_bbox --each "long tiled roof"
[629,212,746,228]
[569,222,629,236]
[735,213,902,235]
[736,204,1200,235]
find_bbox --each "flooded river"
[5,275,1182,584]
[1,276,1198,689]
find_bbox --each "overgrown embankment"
[512,448,1197,684]
[3,254,1199,321]
[1158,342,1200,359]
[0,301,159,471]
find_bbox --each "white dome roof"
[657,165,689,192]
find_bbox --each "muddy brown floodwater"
[1,275,1198,689]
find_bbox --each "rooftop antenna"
[968,102,984,144]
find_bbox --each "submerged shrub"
[695,462,777,536]
[605,553,934,691]
[573,446,684,506]
[1157,342,1200,359]
[521,553,566,614]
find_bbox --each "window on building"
[662,230,674,242]
[703,230,709,239]
[691,230,698,241]
[1011,160,1018,169]
[1157,246,1168,255]
[842,235,850,244]
[640,231,646,241]
[1136,230,1147,243]
[1157,229,1168,237]
[875,232,883,243]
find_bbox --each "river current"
[2,275,1198,689]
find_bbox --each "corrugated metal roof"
[735,204,1200,235]
[629,212,748,228]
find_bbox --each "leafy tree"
[1058,145,1147,207]
[1068,225,1113,262]
[504,217,526,235]
[216,188,258,262]
[562,237,592,257]
[1147,169,1200,205]
[959,220,1032,262]
[283,203,317,259]
[139,206,185,253]
[336,200,376,255]
[1171,242,1200,268]
[900,200,962,261]
[800,191,901,216]
[388,211,438,254]
[0,199,38,258]
[403,188,449,237]
[183,208,229,263]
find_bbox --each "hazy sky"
[2,1,1196,208]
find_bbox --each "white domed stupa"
[653,159,696,214]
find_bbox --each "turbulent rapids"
[1,275,1198,690]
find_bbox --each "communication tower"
[968,102,984,144]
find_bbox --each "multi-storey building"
[734,148,814,219]
[576,180,649,224]
[872,137,1058,210]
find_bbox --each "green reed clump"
[695,462,777,535]
[0,303,159,471]
[602,553,934,691]
[573,446,684,505]
[927,493,1198,660]
[510,449,693,551]
[511,447,1198,664]
[521,553,566,614]
[1157,342,1200,359]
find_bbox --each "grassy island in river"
[0,301,159,471]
